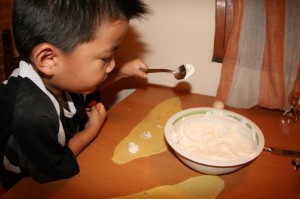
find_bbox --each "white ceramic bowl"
[164,108,265,175]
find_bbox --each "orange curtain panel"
[215,0,300,110]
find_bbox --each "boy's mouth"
[102,74,108,81]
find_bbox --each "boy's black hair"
[13,0,150,63]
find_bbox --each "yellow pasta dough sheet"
[108,175,225,199]
[112,97,182,164]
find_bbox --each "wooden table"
[1,86,300,199]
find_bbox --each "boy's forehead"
[83,20,128,52]
[97,19,129,32]
[95,20,129,40]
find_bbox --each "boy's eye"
[101,57,113,63]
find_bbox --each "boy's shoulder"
[1,76,48,101]
[0,76,57,118]
[0,76,59,137]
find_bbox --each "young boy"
[0,0,150,190]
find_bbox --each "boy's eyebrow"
[112,46,119,51]
[103,46,119,53]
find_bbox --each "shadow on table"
[101,77,192,110]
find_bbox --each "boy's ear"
[31,43,59,76]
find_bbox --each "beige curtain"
[215,0,300,110]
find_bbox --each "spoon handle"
[139,68,173,73]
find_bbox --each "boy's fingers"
[95,103,105,112]
[85,100,105,113]
[87,100,98,108]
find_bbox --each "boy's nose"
[106,59,115,74]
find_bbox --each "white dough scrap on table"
[108,175,225,199]
[127,142,139,154]
[140,131,152,139]
[212,100,225,109]
[112,97,182,164]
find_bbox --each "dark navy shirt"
[0,61,83,189]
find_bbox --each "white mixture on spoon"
[183,64,195,80]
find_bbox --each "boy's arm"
[96,58,148,90]
[67,102,106,156]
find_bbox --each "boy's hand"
[118,58,148,78]
[85,101,106,131]
[85,100,98,112]
[68,101,106,156]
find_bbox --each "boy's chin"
[83,90,96,95]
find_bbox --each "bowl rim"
[164,107,265,167]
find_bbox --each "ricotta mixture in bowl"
[171,111,257,161]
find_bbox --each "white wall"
[102,0,222,107]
